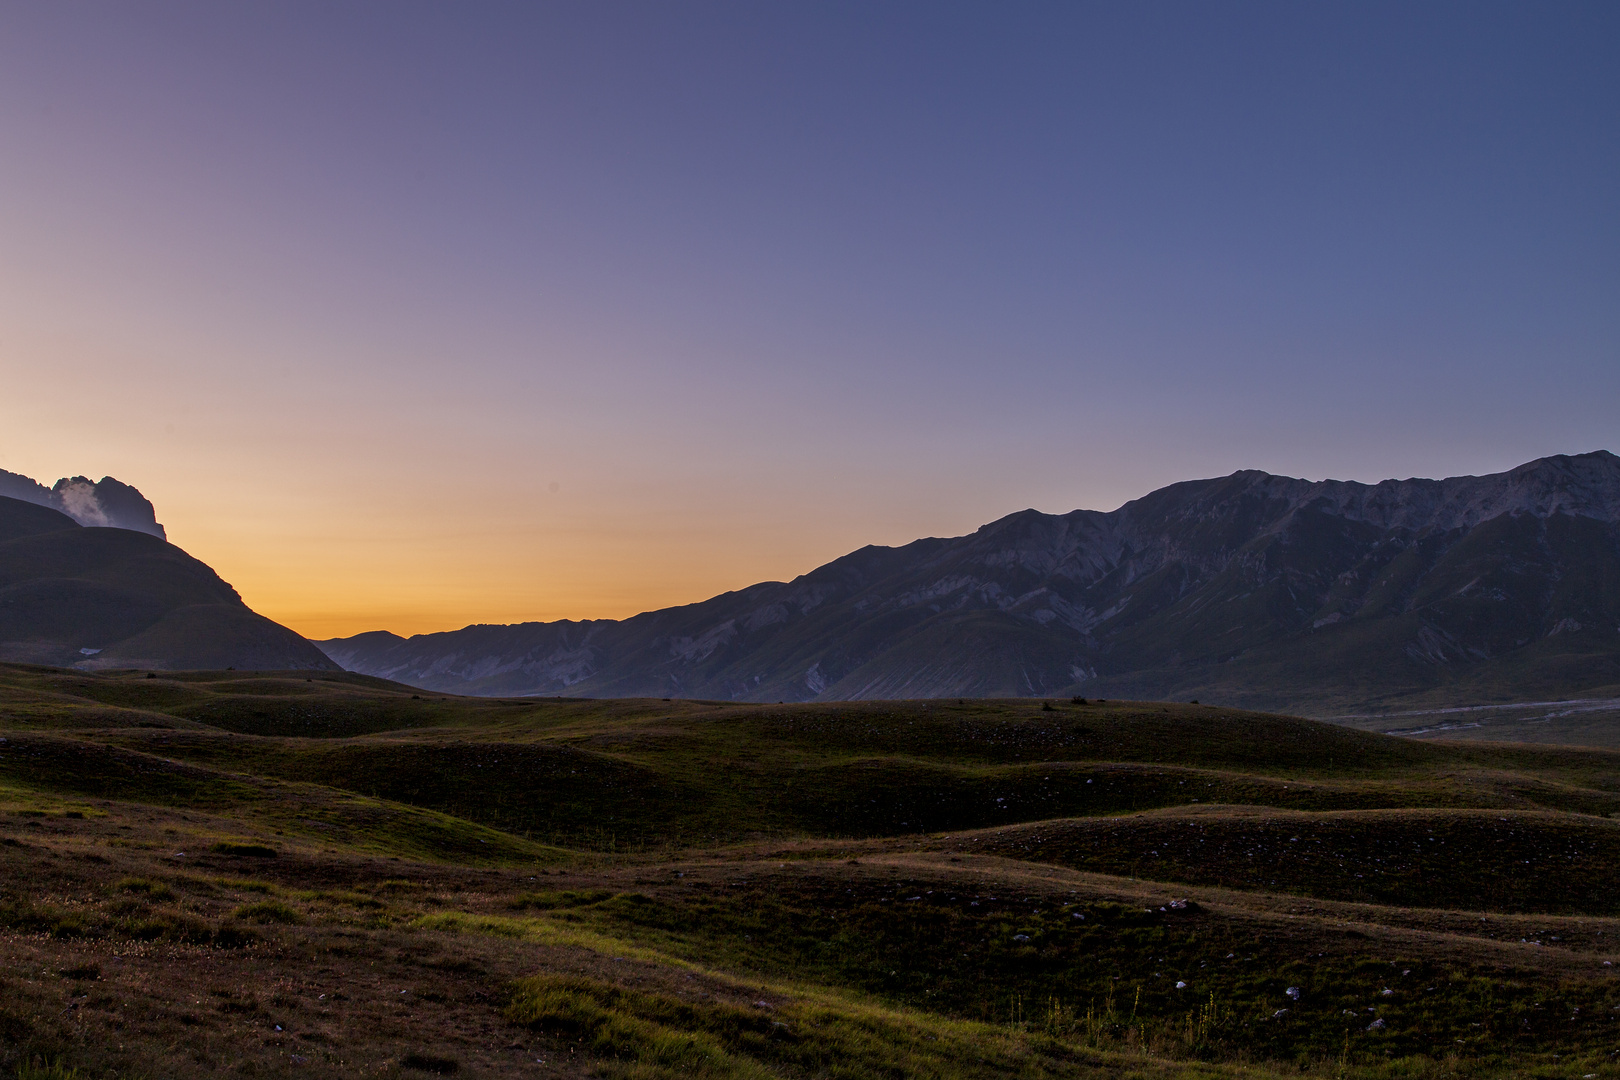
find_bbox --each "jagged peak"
[1100,452,1620,535]
[0,469,166,539]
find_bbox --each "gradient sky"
[2,2,1616,639]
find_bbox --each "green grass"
[208,840,278,857]
[73,696,1620,849]
[0,892,253,947]
[512,876,1620,1067]
[503,971,1267,1080]
[507,973,943,1079]
[509,888,616,910]
[231,899,301,924]
[0,732,570,864]
[113,876,173,900]
[15,1060,82,1080]
[6,662,1620,1079]
[952,807,1620,913]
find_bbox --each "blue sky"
[1,2,1615,634]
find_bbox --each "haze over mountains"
[0,483,334,673]
[320,451,1620,713]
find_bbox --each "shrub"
[508,889,613,911]
[0,899,65,935]
[118,907,213,943]
[116,877,174,900]
[211,841,278,858]
[232,900,301,924]
[212,924,259,949]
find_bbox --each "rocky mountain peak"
[1122,452,1620,538]
[0,470,166,539]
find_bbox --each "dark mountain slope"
[0,496,336,672]
[0,498,82,543]
[319,451,1620,711]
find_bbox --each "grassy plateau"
[3,662,1620,1079]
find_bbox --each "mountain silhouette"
[319,452,1620,712]
[0,495,335,672]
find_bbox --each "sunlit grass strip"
[503,972,1293,1080]
[0,783,99,817]
[411,910,673,962]
[414,911,1274,1079]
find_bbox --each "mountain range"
[0,489,335,672]
[319,451,1620,712]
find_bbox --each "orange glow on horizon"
[141,474,1011,643]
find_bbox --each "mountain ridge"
[0,495,336,672]
[318,451,1620,711]
[0,470,167,539]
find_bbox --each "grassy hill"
[4,662,1620,1077]
[0,496,336,672]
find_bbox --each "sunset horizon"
[4,3,1614,641]
[5,7,1620,1077]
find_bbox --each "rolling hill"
[320,450,1620,712]
[0,495,337,672]
[6,664,1620,1077]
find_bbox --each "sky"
[1,2,1616,639]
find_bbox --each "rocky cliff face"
[319,451,1620,711]
[0,471,166,539]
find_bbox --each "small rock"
[1286,987,1301,1000]
[1175,981,1187,989]
[1367,1018,1386,1031]
[1013,934,1031,942]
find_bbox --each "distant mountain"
[0,470,166,539]
[318,451,1620,713]
[0,495,336,672]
